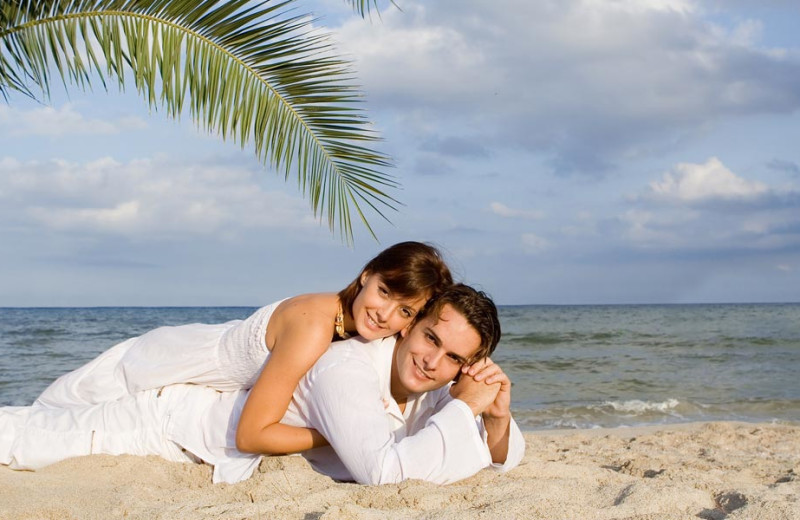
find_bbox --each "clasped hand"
[449,357,511,419]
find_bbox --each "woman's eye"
[401,308,412,318]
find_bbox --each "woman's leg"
[35,321,239,408]
[34,337,138,408]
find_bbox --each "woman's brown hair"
[338,242,453,317]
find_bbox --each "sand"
[0,421,797,520]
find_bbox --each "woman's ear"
[399,322,412,338]
[359,270,369,287]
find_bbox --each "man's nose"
[423,348,444,370]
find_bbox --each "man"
[1,284,524,484]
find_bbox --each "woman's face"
[350,272,429,341]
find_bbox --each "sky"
[1,0,799,306]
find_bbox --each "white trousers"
[1,387,195,470]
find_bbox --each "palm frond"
[0,0,397,243]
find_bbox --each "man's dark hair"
[417,283,501,362]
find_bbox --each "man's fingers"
[466,358,490,376]
[465,357,495,377]
[484,371,511,387]
[472,364,501,382]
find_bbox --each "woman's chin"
[356,325,393,341]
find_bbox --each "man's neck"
[390,345,410,410]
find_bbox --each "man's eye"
[447,354,461,363]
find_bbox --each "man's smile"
[412,357,433,381]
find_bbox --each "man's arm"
[452,358,512,463]
[303,356,498,485]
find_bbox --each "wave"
[514,397,800,430]
[601,398,681,414]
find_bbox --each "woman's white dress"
[1,300,290,479]
[34,299,287,408]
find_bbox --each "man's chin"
[399,377,428,395]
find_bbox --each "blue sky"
[1,0,799,306]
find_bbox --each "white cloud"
[336,4,493,105]
[580,0,696,14]
[0,104,146,137]
[29,200,142,232]
[521,233,550,254]
[621,209,659,243]
[649,157,769,202]
[0,155,317,238]
[620,157,800,253]
[489,202,544,220]
[333,0,800,171]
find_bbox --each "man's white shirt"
[169,335,525,484]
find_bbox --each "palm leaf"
[0,0,397,243]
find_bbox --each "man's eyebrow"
[450,353,468,365]
[426,327,469,364]
[424,326,442,347]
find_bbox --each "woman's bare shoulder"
[272,292,339,327]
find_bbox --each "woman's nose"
[376,302,396,323]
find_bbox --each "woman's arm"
[235,297,335,454]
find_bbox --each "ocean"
[1,303,799,430]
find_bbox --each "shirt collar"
[364,335,409,422]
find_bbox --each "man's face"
[391,304,482,401]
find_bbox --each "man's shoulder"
[310,335,396,375]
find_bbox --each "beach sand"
[1,421,797,520]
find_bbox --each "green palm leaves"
[0,0,396,242]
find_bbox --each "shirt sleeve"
[429,386,526,473]
[480,414,526,472]
[304,358,496,485]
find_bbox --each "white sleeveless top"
[217,298,288,388]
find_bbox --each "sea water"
[2,304,799,430]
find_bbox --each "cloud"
[0,155,318,238]
[334,0,800,173]
[649,157,769,202]
[619,157,800,254]
[767,159,800,176]
[581,0,696,14]
[0,104,147,137]
[419,135,490,158]
[521,233,550,254]
[489,202,544,220]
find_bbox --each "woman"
[34,241,452,455]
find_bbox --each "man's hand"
[460,357,511,421]
[457,358,512,464]
[449,362,501,417]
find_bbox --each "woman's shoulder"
[280,291,338,309]
[272,292,338,328]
